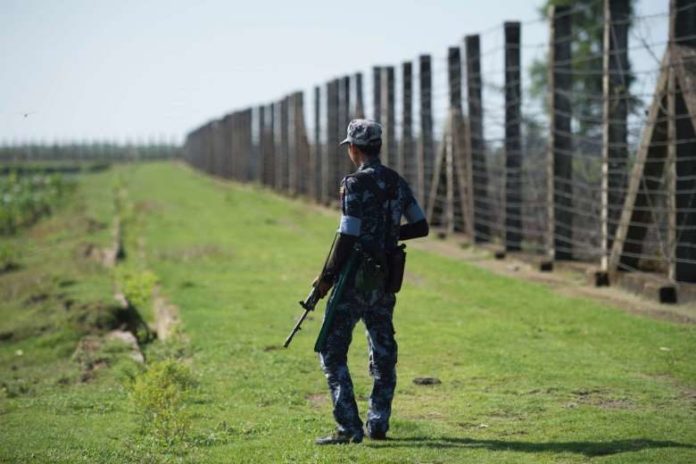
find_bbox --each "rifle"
[283,234,337,348]
[283,287,321,348]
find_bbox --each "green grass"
[1,161,695,463]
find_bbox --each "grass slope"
[1,161,695,463]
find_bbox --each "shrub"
[130,360,195,445]
[0,243,19,272]
[0,171,74,234]
[115,268,158,310]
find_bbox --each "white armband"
[338,215,361,236]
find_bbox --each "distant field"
[1,161,694,463]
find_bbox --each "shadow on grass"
[366,436,695,457]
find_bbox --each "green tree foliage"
[529,0,638,138]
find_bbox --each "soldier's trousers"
[318,286,398,436]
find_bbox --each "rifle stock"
[313,246,360,353]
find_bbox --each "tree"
[529,0,639,140]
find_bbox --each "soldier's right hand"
[313,275,333,299]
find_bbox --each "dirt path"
[411,235,696,325]
[152,286,182,341]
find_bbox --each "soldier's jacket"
[338,157,425,254]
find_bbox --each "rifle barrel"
[283,306,312,348]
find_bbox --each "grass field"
[1,161,695,463]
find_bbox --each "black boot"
[366,423,388,440]
[315,430,363,445]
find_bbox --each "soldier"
[313,119,429,445]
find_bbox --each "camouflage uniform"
[318,123,425,438]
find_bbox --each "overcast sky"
[0,0,668,144]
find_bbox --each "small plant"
[130,360,196,445]
[115,268,158,310]
[0,243,20,273]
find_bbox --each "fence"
[183,0,696,290]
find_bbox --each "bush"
[115,268,158,310]
[0,243,20,272]
[0,171,74,234]
[130,360,196,445]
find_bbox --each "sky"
[0,0,669,145]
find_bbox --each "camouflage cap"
[339,119,382,147]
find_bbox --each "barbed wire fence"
[184,0,696,301]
